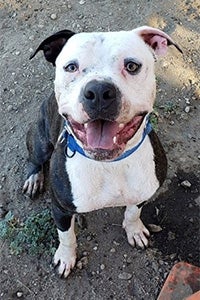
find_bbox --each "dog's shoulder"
[39,92,63,146]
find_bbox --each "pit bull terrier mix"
[23,26,182,278]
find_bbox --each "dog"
[23,26,182,278]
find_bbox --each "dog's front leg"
[52,205,77,278]
[123,205,150,249]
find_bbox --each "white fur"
[53,216,77,278]
[123,205,150,248]
[66,136,159,213]
[54,29,156,126]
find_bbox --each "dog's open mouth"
[67,112,147,160]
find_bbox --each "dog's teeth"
[119,123,124,128]
[113,136,117,144]
[84,123,88,129]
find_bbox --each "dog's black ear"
[30,30,76,66]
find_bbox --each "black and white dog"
[23,26,181,278]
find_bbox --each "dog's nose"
[84,81,116,105]
[81,80,121,120]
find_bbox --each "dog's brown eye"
[64,62,79,73]
[124,59,141,75]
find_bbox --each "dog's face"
[54,31,156,160]
[31,27,182,161]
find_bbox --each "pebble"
[50,13,57,20]
[118,272,132,280]
[110,248,116,253]
[169,253,176,260]
[15,51,21,56]
[195,196,200,206]
[86,235,92,241]
[148,224,162,233]
[100,264,105,270]
[181,180,192,188]
[1,175,6,182]
[168,231,176,240]
[184,106,191,113]
[185,98,190,105]
[16,291,23,298]
[76,256,88,269]
[79,0,85,4]
[7,105,13,112]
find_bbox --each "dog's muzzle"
[62,80,148,161]
[80,80,121,121]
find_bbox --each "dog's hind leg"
[123,205,150,249]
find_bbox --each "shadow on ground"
[142,170,200,266]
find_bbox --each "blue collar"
[63,119,152,162]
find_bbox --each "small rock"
[110,248,116,253]
[76,256,88,269]
[181,180,192,188]
[148,224,162,233]
[7,105,13,112]
[86,235,92,241]
[113,240,120,246]
[79,0,85,4]
[15,51,21,56]
[169,253,176,260]
[195,196,200,206]
[16,291,23,298]
[50,13,57,20]
[93,246,98,251]
[168,231,176,240]
[185,98,190,105]
[1,175,6,182]
[100,264,105,270]
[118,272,132,280]
[184,106,191,113]
[126,257,132,264]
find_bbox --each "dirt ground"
[0,0,199,299]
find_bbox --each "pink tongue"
[86,120,119,149]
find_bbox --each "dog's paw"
[123,218,150,249]
[22,171,44,198]
[53,244,77,278]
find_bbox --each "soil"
[0,0,199,299]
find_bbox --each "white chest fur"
[65,137,159,213]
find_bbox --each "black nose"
[81,80,121,120]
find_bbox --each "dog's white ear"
[134,26,182,56]
[30,30,76,66]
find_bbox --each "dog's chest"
[65,138,159,213]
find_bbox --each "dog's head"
[31,26,182,161]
